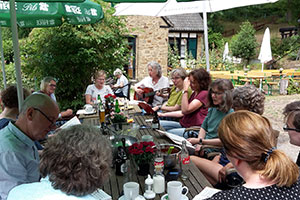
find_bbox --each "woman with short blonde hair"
[207,111,300,199]
[85,70,113,104]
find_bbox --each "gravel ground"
[264,94,300,162]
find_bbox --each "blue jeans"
[160,120,198,138]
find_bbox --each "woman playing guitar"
[134,61,169,111]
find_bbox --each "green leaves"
[231,21,257,65]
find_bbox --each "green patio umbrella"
[2,0,103,108]
[0,0,103,27]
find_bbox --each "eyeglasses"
[211,90,223,96]
[33,108,56,129]
[171,77,181,80]
[49,84,56,87]
[283,124,300,132]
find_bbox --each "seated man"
[7,125,112,200]
[38,76,73,119]
[283,101,300,166]
[0,93,59,200]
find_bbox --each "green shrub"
[231,21,257,66]
[287,78,300,95]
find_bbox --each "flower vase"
[137,163,150,176]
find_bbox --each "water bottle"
[180,140,190,180]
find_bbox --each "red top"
[179,90,208,128]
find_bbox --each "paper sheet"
[193,187,220,200]
[59,116,81,129]
[156,130,195,149]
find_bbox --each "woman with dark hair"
[159,68,211,137]
[187,79,234,153]
[190,85,265,187]
[0,85,30,129]
[7,125,112,199]
[206,111,300,200]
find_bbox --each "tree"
[22,1,130,110]
[231,21,257,67]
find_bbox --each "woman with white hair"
[134,61,169,111]
[112,68,129,98]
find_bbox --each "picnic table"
[79,105,212,200]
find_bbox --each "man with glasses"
[0,93,59,200]
[38,76,73,119]
[283,101,300,166]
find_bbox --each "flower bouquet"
[104,93,116,104]
[128,141,156,165]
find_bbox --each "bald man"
[0,93,59,200]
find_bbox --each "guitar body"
[134,87,155,104]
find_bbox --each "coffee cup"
[123,182,139,200]
[84,104,93,113]
[166,181,188,200]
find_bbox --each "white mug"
[84,104,93,113]
[167,181,188,200]
[123,182,139,200]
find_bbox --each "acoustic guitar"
[134,87,170,104]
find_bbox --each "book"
[193,186,221,200]
[59,116,81,129]
[156,130,195,150]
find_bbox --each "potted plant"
[128,141,156,176]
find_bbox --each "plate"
[118,195,145,200]
[161,194,189,200]
[76,109,97,115]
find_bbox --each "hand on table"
[187,137,200,145]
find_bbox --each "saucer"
[118,195,146,200]
[161,194,189,200]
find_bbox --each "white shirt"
[135,76,169,106]
[85,84,113,104]
[115,75,129,97]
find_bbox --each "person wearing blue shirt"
[0,93,59,200]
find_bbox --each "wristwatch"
[199,138,203,145]
[182,90,188,94]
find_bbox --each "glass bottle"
[115,99,120,113]
[151,111,160,130]
[180,140,190,180]
[153,145,165,194]
[98,98,105,125]
[115,138,128,176]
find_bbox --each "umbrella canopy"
[258,27,272,66]
[223,42,229,62]
[113,0,278,72]
[0,0,104,27]
[4,0,103,108]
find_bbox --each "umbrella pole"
[202,2,210,72]
[9,0,24,111]
[0,27,7,89]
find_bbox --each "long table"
[80,108,212,200]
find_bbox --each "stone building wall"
[125,16,169,81]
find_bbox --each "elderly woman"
[7,125,112,199]
[283,101,300,166]
[134,61,169,111]
[207,111,300,199]
[161,68,191,112]
[159,68,211,136]
[85,70,113,104]
[38,76,73,119]
[0,85,30,129]
[190,85,265,187]
[112,68,129,98]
